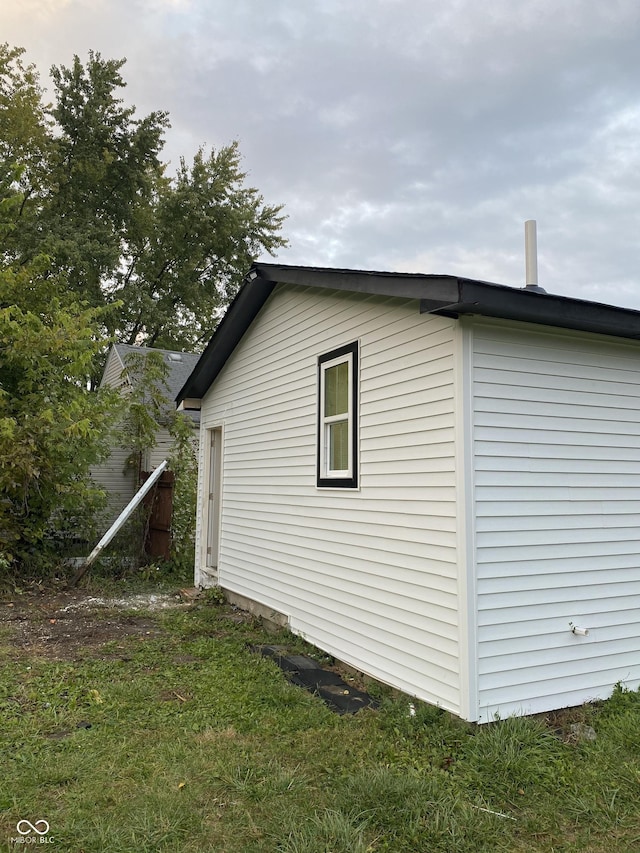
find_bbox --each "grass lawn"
[1,583,639,852]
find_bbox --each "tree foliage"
[44,54,169,305]
[1,44,287,351]
[117,143,286,349]
[0,45,50,206]
[113,350,198,574]
[0,43,287,569]
[0,259,120,566]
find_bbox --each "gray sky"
[4,0,640,308]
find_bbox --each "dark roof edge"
[255,261,461,300]
[437,278,640,339]
[256,263,640,332]
[176,262,640,404]
[176,272,276,402]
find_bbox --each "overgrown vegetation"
[167,411,198,574]
[100,349,198,576]
[1,589,639,852]
[1,41,283,574]
[0,191,120,570]
[1,43,287,354]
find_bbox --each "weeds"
[458,714,567,802]
[277,809,372,853]
[1,589,640,851]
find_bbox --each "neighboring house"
[93,344,200,523]
[176,263,640,723]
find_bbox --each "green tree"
[0,44,287,569]
[44,53,169,306]
[114,350,198,573]
[120,350,173,482]
[3,46,287,349]
[0,59,118,569]
[0,44,50,249]
[0,45,45,160]
[116,143,286,348]
[0,259,119,566]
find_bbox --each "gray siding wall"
[146,428,174,472]
[92,348,134,521]
[472,319,640,720]
[100,348,127,390]
[197,284,464,714]
[91,445,136,521]
[94,349,197,525]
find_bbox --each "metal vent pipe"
[524,220,546,293]
[525,220,538,286]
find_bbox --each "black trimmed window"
[317,341,358,488]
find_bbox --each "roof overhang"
[176,262,640,404]
[417,276,640,338]
[176,272,276,402]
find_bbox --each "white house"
[176,263,640,723]
[92,344,200,522]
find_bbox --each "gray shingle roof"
[113,344,201,424]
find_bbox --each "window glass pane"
[329,420,349,471]
[324,361,349,417]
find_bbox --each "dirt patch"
[158,687,193,703]
[535,705,601,743]
[0,588,195,660]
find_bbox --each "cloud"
[3,0,640,305]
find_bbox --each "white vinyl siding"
[92,348,135,520]
[198,284,462,713]
[93,425,180,525]
[145,428,174,472]
[94,344,199,527]
[472,319,640,720]
[90,446,136,521]
[100,348,127,390]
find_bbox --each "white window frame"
[317,341,358,488]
